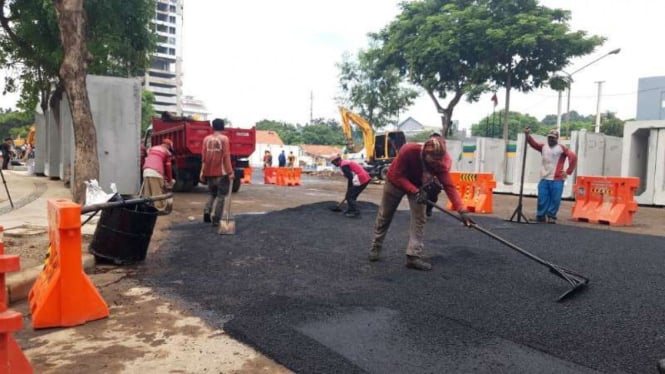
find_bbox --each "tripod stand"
[508,133,529,223]
[0,168,14,208]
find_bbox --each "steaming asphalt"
[144,201,665,374]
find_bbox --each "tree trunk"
[53,0,99,203]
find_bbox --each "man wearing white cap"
[525,128,577,223]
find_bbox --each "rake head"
[549,265,589,302]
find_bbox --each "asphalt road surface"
[143,192,665,374]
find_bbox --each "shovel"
[428,200,589,302]
[328,198,346,212]
[218,179,236,235]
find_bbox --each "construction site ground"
[6,171,665,373]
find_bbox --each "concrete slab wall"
[446,139,463,172]
[603,136,623,176]
[621,120,665,205]
[654,129,665,205]
[59,98,73,181]
[34,113,46,175]
[43,108,61,178]
[511,133,543,197]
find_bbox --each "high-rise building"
[145,0,183,114]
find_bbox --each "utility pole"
[309,91,313,124]
[594,81,604,133]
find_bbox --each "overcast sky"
[1,1,662,131]
[181,0,664,130]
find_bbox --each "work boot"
[406,255,432,271]
[547,216,557,224]
[368,246,381,262]
[203,212,211,223]
[425,206,433,217]
[344,211,360,218]
[535,216,546,223]
[211,217,220,226]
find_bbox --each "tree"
[300,118,346,145]
[482,0,604,144]
[256,120,303,145]
[370,0,604,140]
[0,110,33,138]
[53,0,97,203]
[470,111,541,140]
[0,0,155,202]
[600,111,625,137]
[336,48,418,129]
[371,0,492,136]
[141,89,156,136]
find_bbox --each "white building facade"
[145,0,184,114]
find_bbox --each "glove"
[415,189,428,205]
[459,210,475,227]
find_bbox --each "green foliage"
[407,131,435,143]
[471,111,541,140]
[256,120,303,145]
[141,89,156,135]
[471,110,625,139]
[0,0,157,111]
[256,118,347,146]
[336,48,418,129]
[369,0,604,136]
[0,110,33,139]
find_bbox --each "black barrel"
[88,195,158,264]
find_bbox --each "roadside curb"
[6,253,96,306]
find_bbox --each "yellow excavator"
[338,107,406,180]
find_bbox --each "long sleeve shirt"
[386,143,463,211]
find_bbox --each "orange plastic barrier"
[28,199,109,329]
[572,176,639,226]
[445,172,496,213]
[241,167,253,184]
[0,227,33,373]
[273,168,301,186]
[263,167,277,184]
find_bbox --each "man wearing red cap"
[141,138,174,214]
[329,154,371,218]
[368,136,474,271]
[525,128,577,223]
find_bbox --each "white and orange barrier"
[28,199,109,329]
[446,172,496,213]
[0,226,33,372]
[571,176,639,226]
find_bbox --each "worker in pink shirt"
[141,138,174,214]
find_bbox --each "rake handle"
[428,200,551,267]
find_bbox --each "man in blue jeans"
[525,128,577,223]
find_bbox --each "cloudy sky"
[0,1,662,131]
[181,0,664,130]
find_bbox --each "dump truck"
[144,117,256,192]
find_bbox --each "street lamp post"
[555,48,621,136]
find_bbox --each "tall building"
[145,0,184,114]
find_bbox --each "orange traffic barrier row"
[446,172,496,213]
[28,199,109,329]
[241,167,253,184]
[572,176,639,226]
[264,167,277,184]
[264,167,301,186]
[0,226,33,373]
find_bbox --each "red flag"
[491,93,498,107]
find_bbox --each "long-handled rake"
[429,200,589,302]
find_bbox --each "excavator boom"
[339,107,375,159]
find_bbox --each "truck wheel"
[380,166,389,180]
[172,178,186,192]
[232,177,241,193]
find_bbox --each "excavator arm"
[339,107,375,160]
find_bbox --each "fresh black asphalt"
[144,201,665,374]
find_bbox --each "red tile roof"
[256,130,284,146]
[300,144,342,158]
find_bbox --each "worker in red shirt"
[141,138,174,214]
[368,136,474,271]
[200,118,234,226]
[329,154,371,218]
